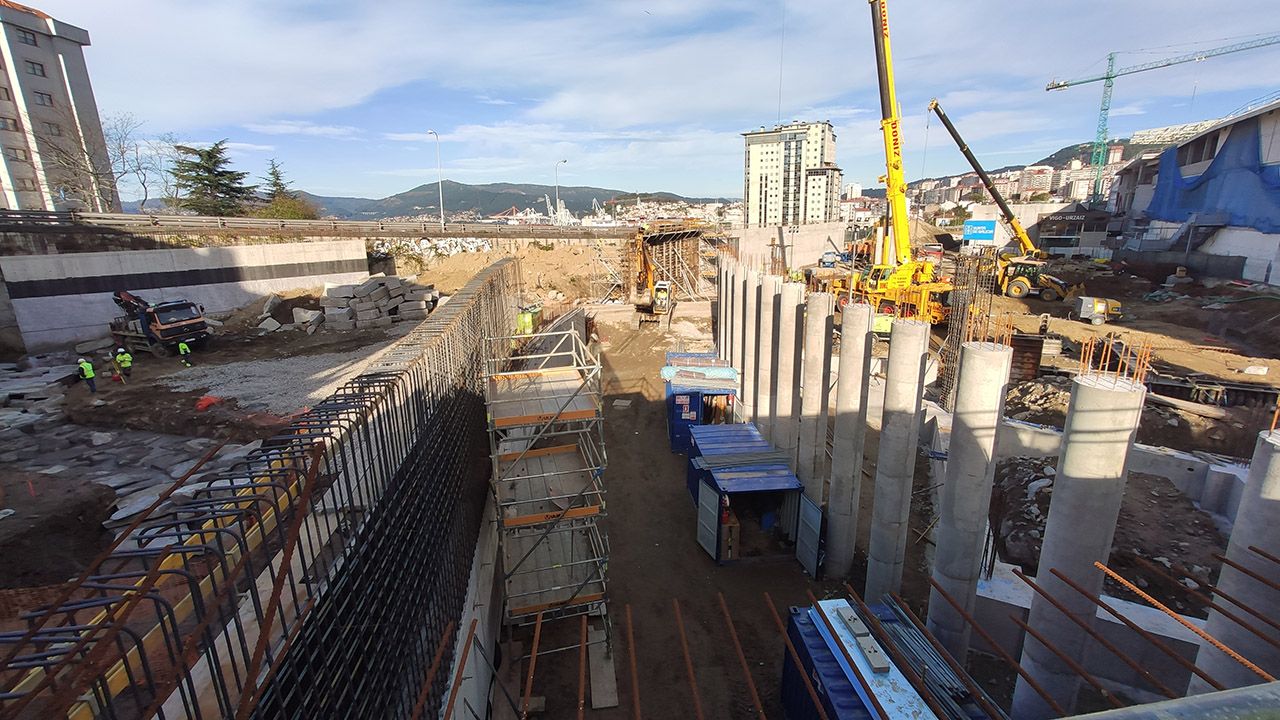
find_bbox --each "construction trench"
[0,251,1279,719]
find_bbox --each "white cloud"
[243,120,360,137]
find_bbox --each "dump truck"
[109,290,211,356]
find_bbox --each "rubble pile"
[0,361,76,429]
[1004,376,1072,425]
[318,275,442,331]
[991,456,1054,570]
[370,236,492,259]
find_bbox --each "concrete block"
[383,277,401,290]
[327,319,356,331]
[257,317,282,332]
[324,307,354,320]
[400,300,428,311]
[369,286,390,304]
[389,286,405,298]
[372,316,393,328]
[398,309,429,321]
[356,309,381,321]
[320,296,349,308]
[354,319,379,330]
[382,297,404,311]
[352,300,376,313]
[262,294,283,315]
[325,284,356,298]
[353,278,382,297]
[74,337,114,354]
[292,308,323,324]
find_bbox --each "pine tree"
[263,158,295,202]
[169,140,257,216]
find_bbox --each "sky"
[37,0,1280,200]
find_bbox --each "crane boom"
[1046,33,1280,204]
[868,0,911,267]
[926,99,1037,257]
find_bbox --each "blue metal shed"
[664,352,737,453]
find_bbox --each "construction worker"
[114,347,133,378]
[77,357,96,393]
[177,339,193,367]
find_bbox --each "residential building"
[742,120,842,227]
[1111,98,1280,285]
[1019,165,1055,196]
[0,1,117,211]
[842,182,862,199]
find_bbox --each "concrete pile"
[319,275,441,331]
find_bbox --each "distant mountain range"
[909,138,1163,187]
[122,181,736,219]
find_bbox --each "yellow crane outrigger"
[852,0,951,324]
[926,98,1078,302]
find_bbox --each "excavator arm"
[926,98,1041,258]
[869,0,912,267]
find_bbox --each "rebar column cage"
[939,248,998,410]
[0,259,522,720]
[483,328,611,635]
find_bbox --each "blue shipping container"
[781,606,873,720]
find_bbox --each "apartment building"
[743,121,842,227]
[0,1,117,211]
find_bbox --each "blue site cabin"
[687,423,803,564]
[663,351,738,453]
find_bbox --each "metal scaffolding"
[484,327,610,638]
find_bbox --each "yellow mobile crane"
[852,0,951,323]
[926,98,1078,302]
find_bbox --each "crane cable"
[915,108,932,209]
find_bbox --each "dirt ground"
[413,244,597,297]
[992,457,1226,617]
[0,467,115,589]
[517,306,938,720]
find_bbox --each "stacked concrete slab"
[320,275,441,332]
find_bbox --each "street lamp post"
[428,129,444,231]
[554,159,567,225]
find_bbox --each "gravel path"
[161,336,402,414]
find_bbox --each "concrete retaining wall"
[731,221,847,269]
[1114,248,1249,282]
[1,239,368,351]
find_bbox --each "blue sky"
[39,0,1280,200]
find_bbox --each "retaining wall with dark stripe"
[0,238,369,351]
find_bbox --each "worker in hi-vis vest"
[114,347,133,378]
[77,357,96,393]
[177,339,193,367]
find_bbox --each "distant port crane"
[1047,32,1280,204]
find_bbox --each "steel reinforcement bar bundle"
[0,259,522,720]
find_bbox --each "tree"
[253,195,320,219]
[169,140,256,216]
[1029,191,1053,202]
[262,158,296,201]
[34,106,120,211]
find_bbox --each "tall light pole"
[427,129,444,231]
[554,159,567,225]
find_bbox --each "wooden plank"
[503,505,601,529]
[498,444,579,462]
[494,409,597,428]
[510,593,605,618]
[587,628,620,710]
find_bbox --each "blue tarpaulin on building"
[1147,116,1280,234]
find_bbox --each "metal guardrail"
[0,209,637,238]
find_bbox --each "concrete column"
[741,269,760,423]
[716,261,726,359]
[865,319,929,602]
[756,275,782,445]
[1192,429,1280,690]
[798,292,833,505]
[927,341,1014,661]
[826,304,874,579]
[727,263,739,369]
[774,282,805,467]
[1012,374,1145,719]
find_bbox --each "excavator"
[629,224,675,330]
[849,0,952,324]
[110,290,210,356]
[926,98,1080,303]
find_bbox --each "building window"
[32,91,52,107]
[41,121,60,136]
[14,177,37,191]
[4,146,29,161]
[24,60,45,77]
[0,87,10,101]
[0,117,17,131]
[16,29,37,46]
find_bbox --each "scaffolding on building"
[938,248,999,411]
[483,328,610,644]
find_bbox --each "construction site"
[2,0,1280,718]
